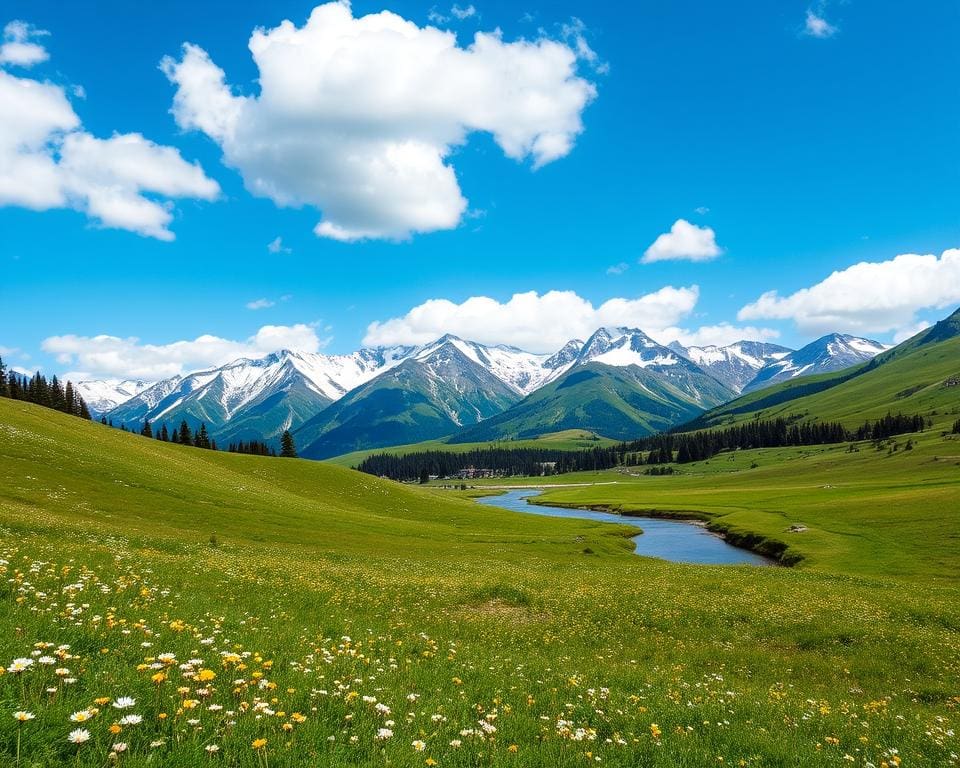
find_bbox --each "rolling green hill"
[451,362,733,443]
[1,397,960,766]
[689,306,960,429]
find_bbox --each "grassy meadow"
[1,397,959,766]
[326,429,616,468]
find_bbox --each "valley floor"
[1,398,959,766]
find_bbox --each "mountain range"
[84,326,889,457]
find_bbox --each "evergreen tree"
[141,420,153,438]
[64,381,76,415]
[178,420,192,446]
[50,376,66,412]
[160,424,169,442]
[0,356,7,398]
[280,430,297,458]
[194,423,210,449]
[419,467,430,484]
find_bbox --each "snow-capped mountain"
[742,334,888,394]
[574,327,681,368]
[105,347,414,443]
[668,341,794,394]
[89,326,889,453]
[75,379,151,416]
[296,336,525,458]
[411,334,579,395]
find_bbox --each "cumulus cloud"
[0,20,49,67]
[642,219,723,263]
[0,23,218,239]
[664,323,781,349]
[161,1,596,241]
[363,287,700,352]
[738,248,960,337]
[42,324,326,381]
[803,4,837,38]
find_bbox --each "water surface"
[476,489,772,566]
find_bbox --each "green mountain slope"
[691,306,960,428]
[295,347,521,459]
[450,361,733,443]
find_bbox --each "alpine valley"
[83,326,889,459]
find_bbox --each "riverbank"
[475,490,775,566]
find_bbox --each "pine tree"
[195,423,210,449]
[280,430,297,458]
[64,381,76,415]
[0,356,7,398]
[141,420,153,438]
[160,424,169,442]
[50,376,66,412]
[178,420,192,446]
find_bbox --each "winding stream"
[476,489,773,566]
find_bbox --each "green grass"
[325,430,617,468]
[1,398,959,767]
[444,422,960,580]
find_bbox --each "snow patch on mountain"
[75,379,151,416]
[742,334,887,394]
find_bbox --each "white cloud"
[892,321,931,345]
[267,236,291,254]
[0,20,49,67]
[42,324,327,381]
[642,219,723,263]
[606,262,629,276]
[662,323,781,349]
[738,248,960,337]
[450,5,477,20]
[803,6,837,39]
[0,25,218,239]
[694,206,709,215]
[246,298,276,310]
[363,287,700,353]
[560,17,608,74]
[161,1,596,241]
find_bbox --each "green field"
[326,429,616,467]
[1,397,960,766]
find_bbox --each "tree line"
[108,416,298,458]
[357,445,621,481]
[357,412,928,481]
[0,358,91,420]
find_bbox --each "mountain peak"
[742,333,886,394]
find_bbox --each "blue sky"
[2,0,959,381]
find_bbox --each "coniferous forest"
[0,357,91,420]
[357,413,928,481]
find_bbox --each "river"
[475,489,772,565]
